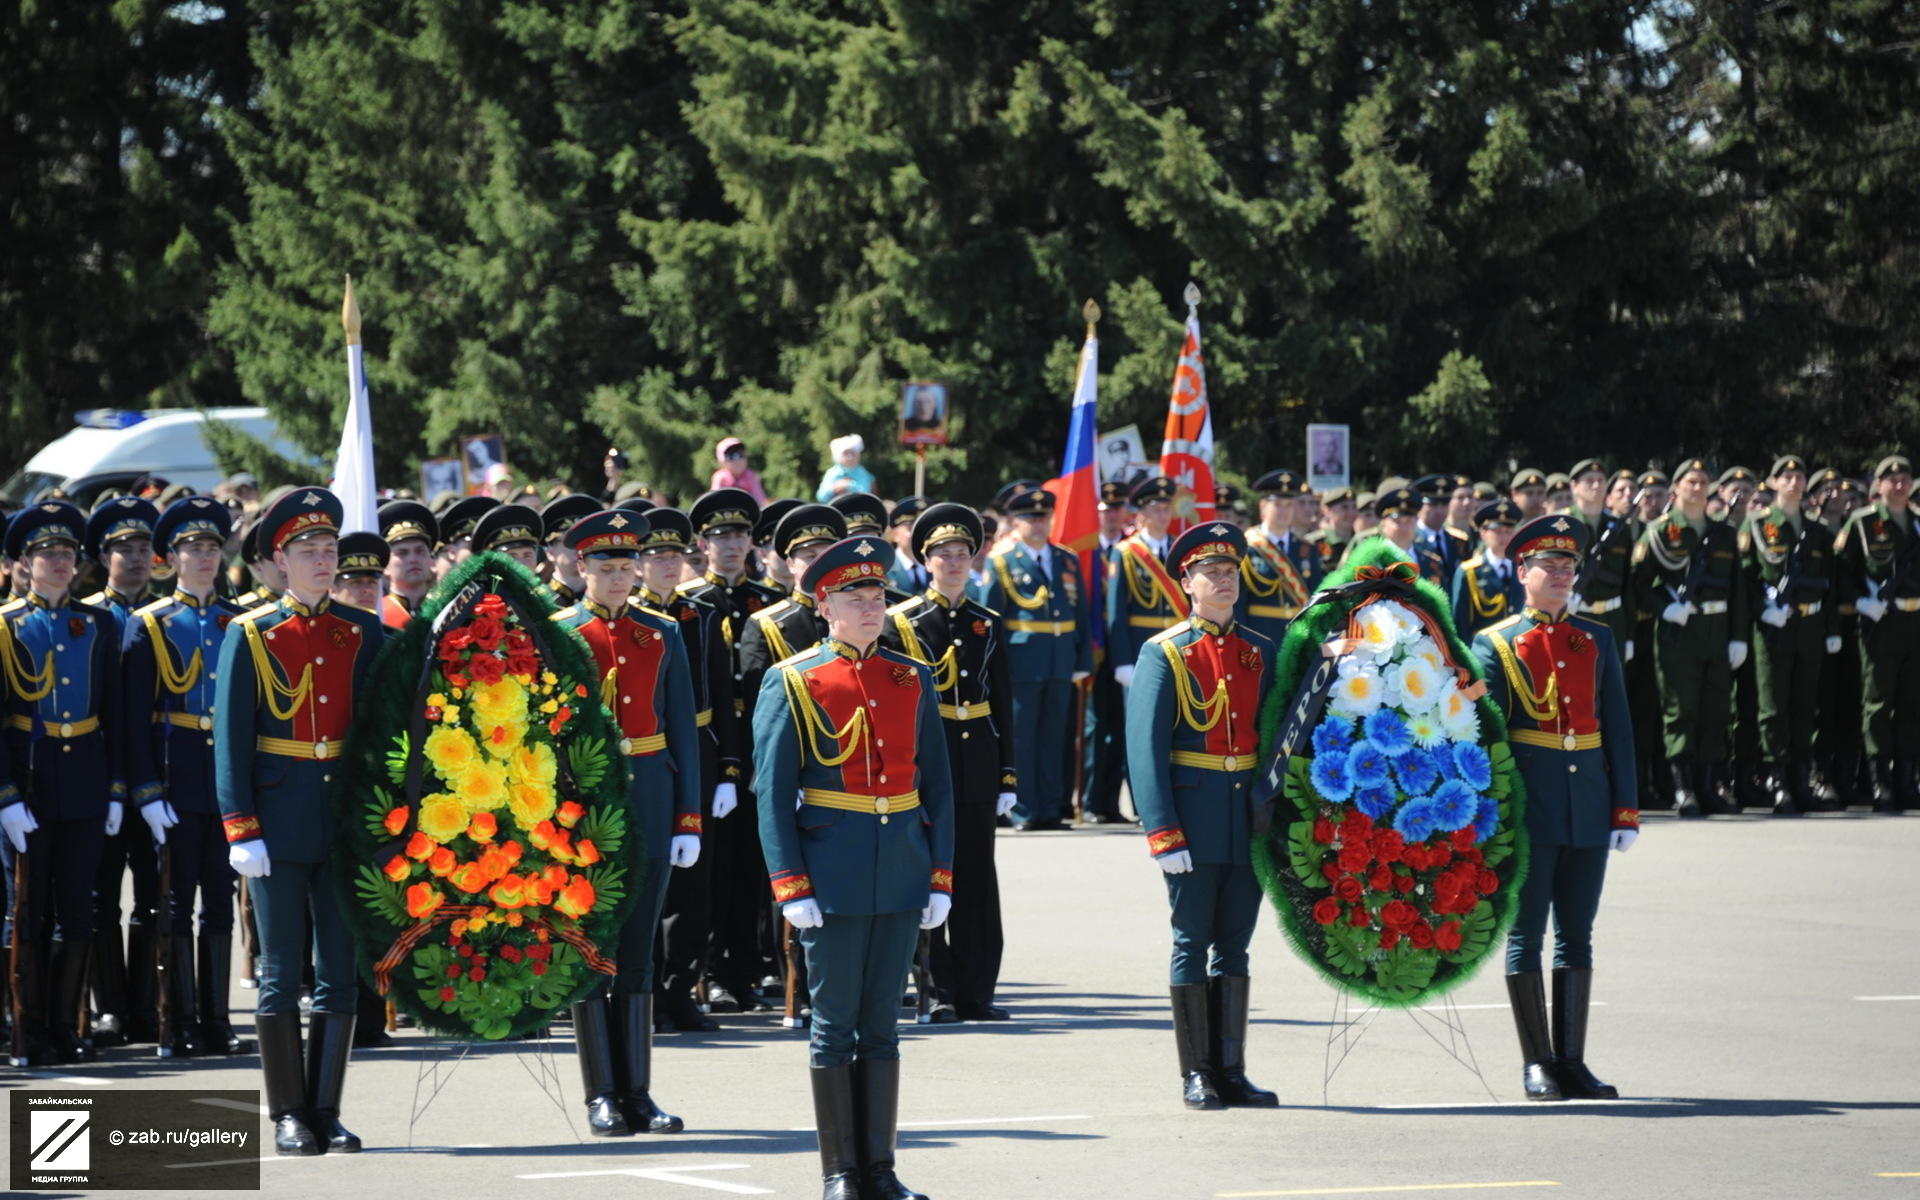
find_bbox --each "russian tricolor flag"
[1044,309,1102,648]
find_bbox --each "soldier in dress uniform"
[214,487,384,1154]
[1306,487,1357,579]
[1444,475,1479,543]
[470,503,543,571]
[552,509,701,1135]
[1510,468,1548,521]
[1810,471,1866,806]
[831,494,913,605]
[235,518,286,609]
[538,493,599,608]
[1740,455,1842,814]
[1450,499,1525,636]
[1239,470,1316,646]
[122,497,251,1058]
[2,502,127,1066]
[84,496,161,619]
[884,497,929,593]
[988,486,1090,831]
[434,496,497,580]
[883,504,1015,1023]
[1565,460,1637,662]
[1472,514,1637,1102]
[634,506,742,1034]
[1543,472,1573,515]
[1716,466,1766,809]
[329,533,388,613]
[1414,475,1470,582]
[1367,487,1450,585]
[1212,482,1248,529]
[1125,521,1277,1111]
[1108,476,1184,680]
[751,533,955,1200]
[377,500,438,629]
[755,498,803,592]
[1079,481,1135,824]
[1633,458,1749,818]
[1836,455,1920,811]
[1624,470,1669,809]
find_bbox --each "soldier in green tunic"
[1566,459,1637,661]
[1835,455,1920,810]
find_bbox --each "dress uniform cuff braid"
[675,812,703,835]
[1147,826,1188,856]
[222,813,263,843]
[131,781,164,805]
[110,780,127,799]
[0,783,18,807]
[1000,770,1017,790]
[1611,808,1640,830]
[722,760,743,781]
[769,870,814,903]
[931,867,953,894]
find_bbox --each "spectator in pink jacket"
[709,437,768,504]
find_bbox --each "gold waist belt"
[1247,604,1302,620]
[1581,596,1625,615]
[7,715,100,738]
[937,701,993,721]
[159,711,215,731]
[255,735,343,760]
[695,708,713,727]
[1895,598,1920,613]
[1170,749,1256,772]
[1510,729,1602,752]
[1127,615,1173,629]
[801,787,922,816]
[1007,619,1075,635]
[1694,600,1729,615]
[620,732,669,756]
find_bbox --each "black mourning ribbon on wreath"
[1251,562,1418,837]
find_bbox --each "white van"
[2,407,312,509]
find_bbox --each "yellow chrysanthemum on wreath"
[469,678,530,759]
[423,725,481,782]
[417,793,469,843]
[456,757,510,814]
[507,780,556,831]
[510,742,558,788]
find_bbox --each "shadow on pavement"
[1283,1097,1920,1118]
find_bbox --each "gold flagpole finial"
[342,274,362,346]
[1183,281,1201,312]
[1082,298,1101,334]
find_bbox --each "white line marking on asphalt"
[1854,995,1920,1001]
[171,1143,494,1168]
[518,1165,771,1194]
[17,1072,114,1086]
[1362,1100,1682,1110]
[195,1098,268,1116]
[786,1114,1090,1131]
[1219,1183,1562,1197]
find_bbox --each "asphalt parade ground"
[7,808,1918,1199]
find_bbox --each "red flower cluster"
[1308,807,1499,950]
[437,594,542,686]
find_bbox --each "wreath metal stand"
[1322,987,1497,1106]
[403,1030,582,1147]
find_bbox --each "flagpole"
[335,275,378,533]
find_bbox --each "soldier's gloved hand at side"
[669,834,700,868]
[141,799,178,845]
[104,799,123,837]
[1071,670,1091,684]
[1660,601,1694,626]
[782,899,823,929]
[1826,636,1843,655]
[994,792,1017,817]
[1609,829,1638,853]
[1157,849,1193,874]
[711,782,738,819]
[0,802,38,854]
[1728,640,1749,670]
[920,892,952,930]
[1858,597,1890,623]
[1113,664,1136,688]
[1760,603,1792,628]
[1624,640,1636,664]
[229,841,271,878]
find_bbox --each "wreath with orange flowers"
[335,552,640,1040]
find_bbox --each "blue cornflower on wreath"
[1310,750,1355,802]
[1349,742,1392,788]
[1312,715,1357,758]
[1450,740,1494,791]
[1352,784,1397,822]
[1429,779,1481,833]
[1363,708,1416,758]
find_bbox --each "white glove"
[1157,849,1194,874]
[0,802,37,854]
[1624,639,1636,664]
[1826,636,1843,655]
[141,799,178,845]
[1609,829,1638,853]
[104,800,123,837]
[1114,664,1135,688]
[1661,601,1694,626]
[1728,640,1749,670]
[1071,670,1091,684]
[711,782,738,819]
[920,892,952,930]
[782,899,823,929]
[1760,604,1791,628]
[994,792,1017,817]
[669,834,700,868]
[1859,598,1889,623]
[229,840,271,878]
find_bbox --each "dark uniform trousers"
[1163,867,1260,984]
[1080,653,1128,819]
[798,912,921,1065]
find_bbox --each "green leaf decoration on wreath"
[334,551,640,1040]
[1252,537,1530,1008]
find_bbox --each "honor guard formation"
[2,446,1914,1198]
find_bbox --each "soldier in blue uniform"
[1472,514,1638,1102]
[84,496,161,619]
[1449,499,1525,637]
[123,497,251,1058]
[1240,469,1317,644]
[1107,476,1184,679]
[752,533,956,1200]
[986,486,1090,830]
[215,486,385,1154]
[1125,521,1277,1110]
[1414,474,1471,582]
[884,497,929,594]
[1361,486,1450,586]
[1079,481,1135,824]
[2,502,127,1066]
[554,509,702,1135]
[883,504,1016,1022]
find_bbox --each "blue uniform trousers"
[798,910,920,1068]
[1163,863,1260,986]
[165,811,236,933]
[250,857,356,1014]
[1504,843,1609,973]
[1011,679,1072,824]
[2,818,106,943]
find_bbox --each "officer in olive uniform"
[1625,470,1669,808]
[1633,458,1749,817]
[1306,487,1357,579]
[986,486,1090,830]
[1126,521,1277,1111]
[123,497,251,1058]
[377,500,439,629]
[540,493,601,609]
[2,502,127,1067]
[1510,468,1549,521]
[1836,455,1920,810]
[214,487,384,1154]
[752,533,955,1200]
[1450,499,1525,637]
[1740,455,1842,814]
[84,496,161,619]
[883,504,1016,1023]
[1239,470,1315,645]
[1565,459,1637,659]
[553,509,702,1135]
[1107,476,1185,676]
[1473,514,1637,1103]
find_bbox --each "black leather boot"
[855,1058,927,1200]
[656,986,718,1033]
[811,1064,861,1200]
[1872,758,1900,813]
[612,994,683,1132]
[1209,976,1278,1107]
[123,920,159,1044]
[305,1011,361,1152]
[1899,757,1920,810]
[1669,760,1700,818]
[1793,759,1829,812]
[572,997,631,1136]
[1771,759,1802,816]
[9,936,48,1068]
[1550,968,1618,1099]
[48,939,95,1063]
[1504,971,1563,1101]
[88,929,128,1047]
[1695,762,1721,817]
[256,1012,320,1155]
[160,934,200,1057]
[197,933,250,1054]
[1170,982,1224,1109]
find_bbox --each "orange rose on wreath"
[488,873,530,909]
[428,846,457,877]
[554,874,596,919]
[468,811,498,843]
[449,861,491,895]
[406,882,445,919]
[382,855,411,882]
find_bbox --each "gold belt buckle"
[619,737,634,756]
[956,705,969,719]
[58,722,73,738]
[1563,733,1577,751]
[198,715,213,731]
[1222,755,1238,772]
[314,740,331,760]
[874,796,892,814]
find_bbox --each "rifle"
[910,931,933,1023]
[781,914,805,1029]
[154,704,176,1056]
[9,747,35,1067]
